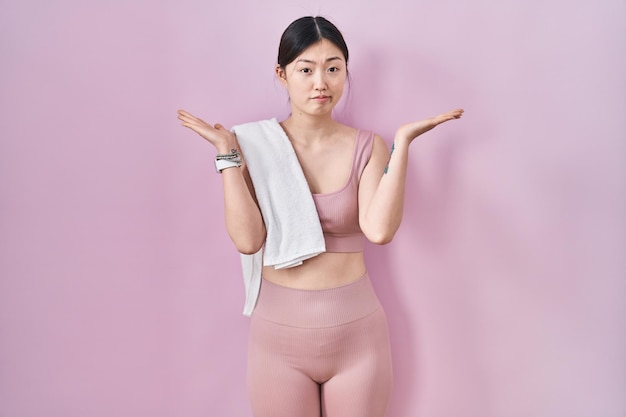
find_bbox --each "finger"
[178,115,204,127]
[180,121,201,133]
[440,109,463,120]
[177,112,191,122]
[179,114,216,132]
[177,111,197,123]
[179,115,210,130]
[178,110,207,125]
[177,109,195,119]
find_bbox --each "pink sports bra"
[311,130,374,252]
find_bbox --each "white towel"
[232,118,326,316]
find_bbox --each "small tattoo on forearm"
[384,143,395,174]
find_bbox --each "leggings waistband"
[253,273,381,328]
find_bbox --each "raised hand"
[395,108,464,144]
[177,109,237,153]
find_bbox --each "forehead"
[295,39,345,63]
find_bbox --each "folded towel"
[232,118,326,316]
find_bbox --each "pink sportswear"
[248,274,393,416]
[312,129,374,253]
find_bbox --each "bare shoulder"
[335,123,387,163]
[334,122,358,141]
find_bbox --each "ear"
[275,64,288,87]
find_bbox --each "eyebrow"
[296,56,343,64]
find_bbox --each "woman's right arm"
[177,110,266,254]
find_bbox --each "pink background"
[1,0,625,416]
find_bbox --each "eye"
[328,67,340,73]
[300,68,312,74]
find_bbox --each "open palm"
[177,109,236,152]
[396,108,464,143]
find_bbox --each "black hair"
[277,16,349,69]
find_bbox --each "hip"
[253,271,383,328]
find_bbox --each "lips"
[312,95,330,102]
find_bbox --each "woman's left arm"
[359,108,464,244]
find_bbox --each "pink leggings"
[247,273,393,417]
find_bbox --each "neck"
[280,112,338,144]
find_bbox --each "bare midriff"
[262,252,366,290]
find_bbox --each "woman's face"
[276,39,347,117]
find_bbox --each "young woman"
[178,16,462,417]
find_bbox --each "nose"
[313,72,328,92]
